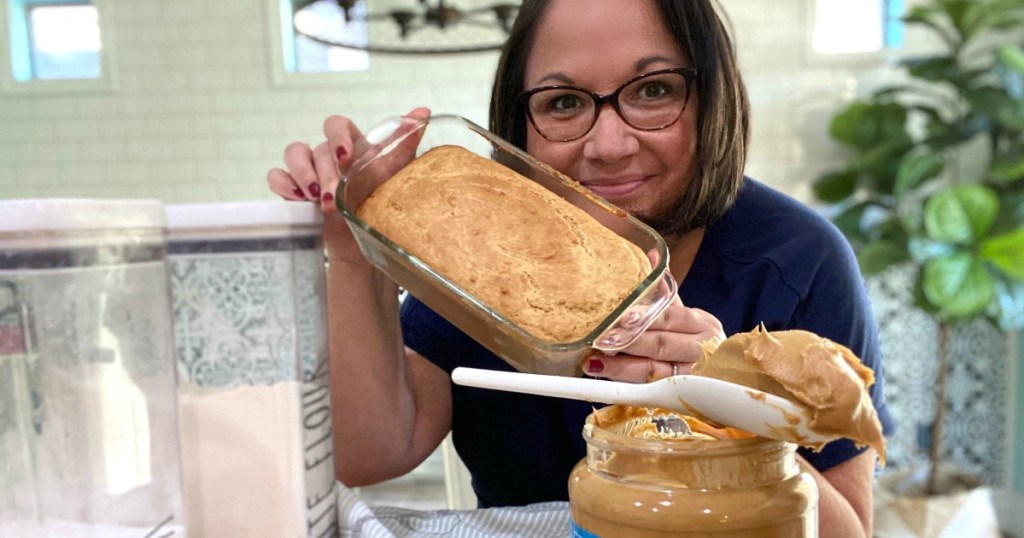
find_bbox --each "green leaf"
[991,188,1024,234]
[980,226,1024,279]
[996,44,1024,99]
[921,111,987,150]
[904,5,943,23]
[977,2,1024,34]
[922,251,996,318]
[913,273,943,315]
[990,146,1024,184]
[872,89,942,118]
[957,0,994,39]
[904,6,957,49]
[997,43,1024,74]
[988,15,1024,32]
[901,201,925,235]
[872,217,908,244]
[950,0,983,35]
[814,169,858,203]
[939,0,983,41]
[894,150,944,196]
[924,184,1000,244]
[858,240,909,275]
[988,0,1024,16]
[852,139,916,195]
[829,102,910,151]
[831,201,871,242]
[906,57,962,83]
[967,87,1024,131]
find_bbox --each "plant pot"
[874,465,1001,537]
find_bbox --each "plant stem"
[928,322,951,495]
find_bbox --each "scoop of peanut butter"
[692,325,885,464]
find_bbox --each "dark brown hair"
[488,0,750,237]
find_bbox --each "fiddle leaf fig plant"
[814,0,1024,494]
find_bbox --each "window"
[276,0,368,75]
[812,0,904,55]
[1,0,114,91]
[24,3,100,80]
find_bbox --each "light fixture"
[292,0,520,54]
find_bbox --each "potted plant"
[813,0,1024,534]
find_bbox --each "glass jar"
[568,406,819,537]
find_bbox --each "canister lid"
[165,200,322,231]
[0,198,166,233]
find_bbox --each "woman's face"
[524,0,698,222]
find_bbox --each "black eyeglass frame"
[517,67,699,143]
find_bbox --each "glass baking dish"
[337,114,676,377]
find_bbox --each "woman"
[268,0,894,535]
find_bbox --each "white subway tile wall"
[0,0,927,204]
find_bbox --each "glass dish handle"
[592,270,678,352]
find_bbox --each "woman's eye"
[638,82,671,99]
[549,94,583,112]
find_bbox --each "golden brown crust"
[356,145,650,343]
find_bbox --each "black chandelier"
[292,0,520,54]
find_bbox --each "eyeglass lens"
[526,71,691,141]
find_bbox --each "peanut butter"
[568,405,818,537]
[693,325,885,463]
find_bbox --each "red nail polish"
[309,183,321,197]
[292,186,304,197]
[335,146,347,160]
[321,192,334,203]
[586,359,604,374]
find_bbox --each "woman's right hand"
[267,107,431,262]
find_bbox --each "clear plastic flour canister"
[165,201,335,538]
[0,199,186,537]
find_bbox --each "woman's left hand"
[582,298,725,383]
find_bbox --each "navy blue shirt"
[400,177,895,508]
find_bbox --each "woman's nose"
[582,105,640,163]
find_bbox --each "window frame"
[0,0,116,94]
[265,0,370,87]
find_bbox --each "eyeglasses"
[518,67,698,142]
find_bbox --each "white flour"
[177,381,335,538]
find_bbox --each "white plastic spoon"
[451,367,834,445]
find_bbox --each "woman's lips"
[581,178,646,199]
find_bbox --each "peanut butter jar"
[568,406,819,537]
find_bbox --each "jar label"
[570,519,600,538]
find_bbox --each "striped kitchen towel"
[338,483,570,537]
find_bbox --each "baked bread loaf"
[356,145,651,343]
